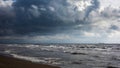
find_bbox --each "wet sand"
[0,55,60,68]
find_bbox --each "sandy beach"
[0,55,60,68]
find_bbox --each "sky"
[0,0,120,43]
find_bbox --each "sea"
[0,44,120,68]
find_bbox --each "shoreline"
[0,55,60,68]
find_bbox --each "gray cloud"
[1,0,98,36]
[0,0,120,43]
[84,0,100,20]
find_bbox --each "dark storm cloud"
[0,0,101,36]
[0,0,15,36]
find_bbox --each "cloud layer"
[0,0,120,43]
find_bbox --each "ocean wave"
[11,54,45,63]
[3,44,118,56]
[11,54,62,65]
[1,44,120,68]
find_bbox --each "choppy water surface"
[0,44,120,68]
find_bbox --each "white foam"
[4,50,12,53]
[11,54,47,63]
[25,45,40,49]
[11,54,62,65]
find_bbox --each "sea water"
[0,44,120,68]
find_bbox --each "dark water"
[0,44,120,68]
